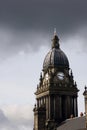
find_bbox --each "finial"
[83,85,87,96]
[75,81,77,87]
[40,72,42,79]
[39,72,42,82]
[34,104,36,109]
[85,85,87,91]
[54,28,57,36]
[52,29,60,49]
[70,69,73,77]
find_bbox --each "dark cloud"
[0,0,87,59]
[0,0,87,33]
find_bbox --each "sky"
[0,0,87,129]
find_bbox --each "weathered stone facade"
[83,86,87,128]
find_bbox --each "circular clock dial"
[57,72,64,80]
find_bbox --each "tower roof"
[43,34,69,71]
[57,116,86,130]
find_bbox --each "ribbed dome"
[43,34,69,71]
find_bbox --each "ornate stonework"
[33,34,79,130]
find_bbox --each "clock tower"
[33,33,79,130]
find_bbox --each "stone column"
[74,97,76,117]
[46,96,49,120]
[67,96,71,118]
[48,95,55,120]
[76,96,78,117]
[37,99,39,108]
[72,96,74,116]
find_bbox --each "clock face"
[57,72,64,80]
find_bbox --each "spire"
[52,29,60,49]
[54,28,57,35]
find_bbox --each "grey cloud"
[0,109,9,124]
[0,109,15,129]
[0,0,87,33]
[0,0,87,59]
[0,107,33,130]
[0,28,49,60]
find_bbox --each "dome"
[43,48,69,70]
[43,34,69,71]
